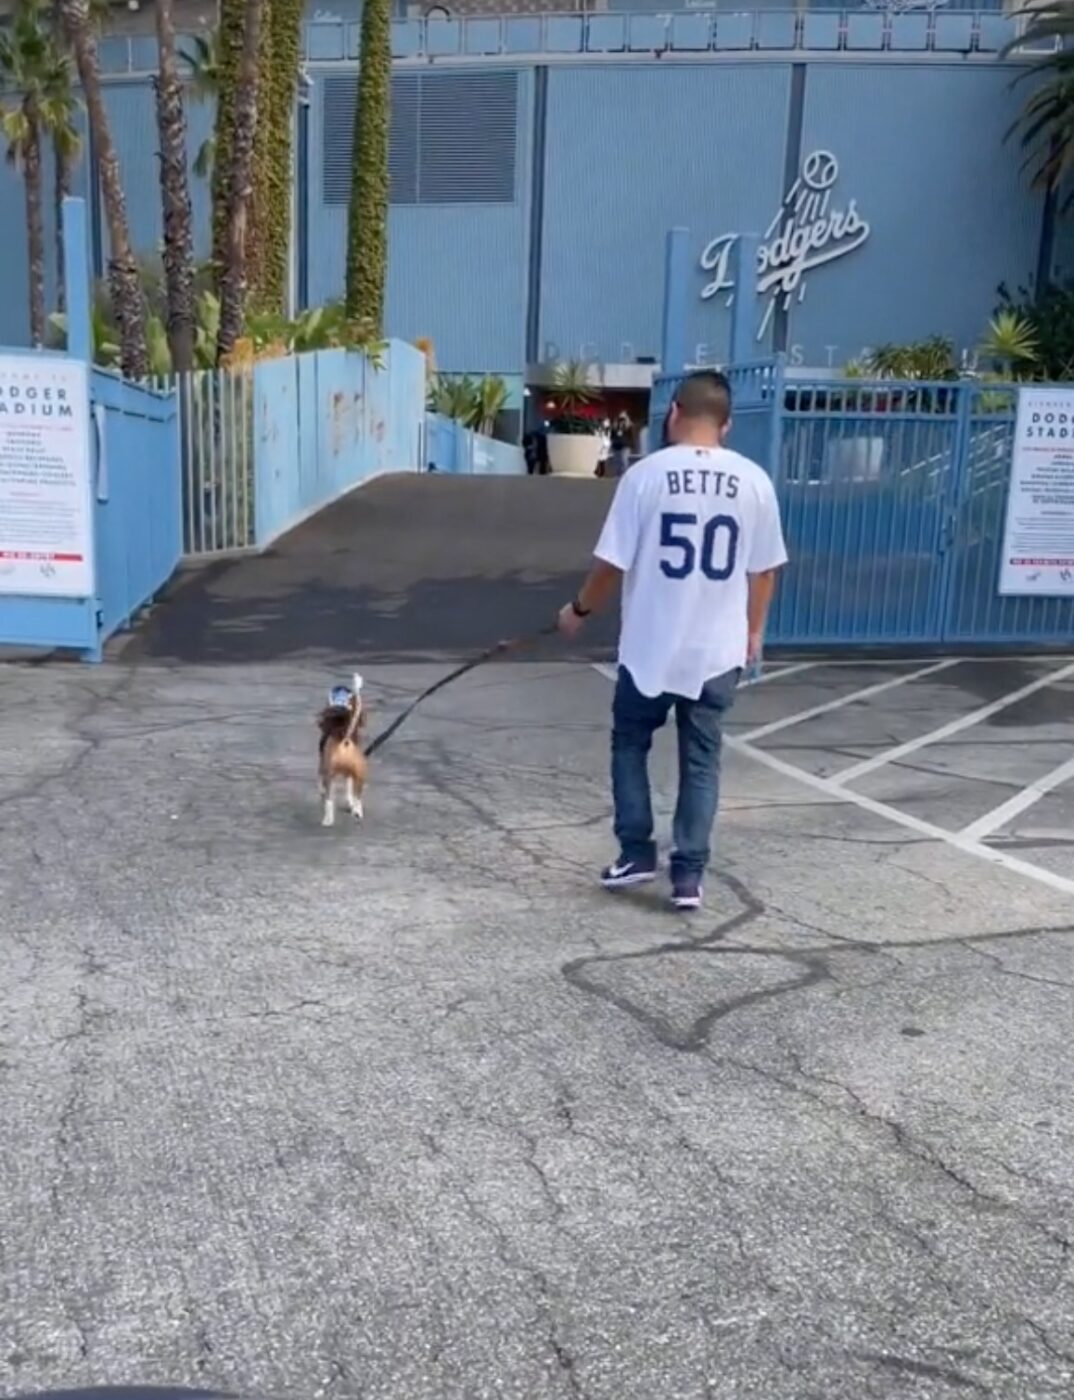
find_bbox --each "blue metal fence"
[650,362,1074,648]
[253,341,425,547]
[92,372,181,645]
[425,413,527,476]
[0,360,180,661]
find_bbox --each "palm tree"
[153,0,196,371]
[216,0,264,361]
[181,29,218,180]
[345,0,390,331]
[250,0,303,313]
[1006,4,1074,205]
[211,0,245,283]
[60,0,148,377]
[0,0,75,344]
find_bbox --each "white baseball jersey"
[594,444,788,699]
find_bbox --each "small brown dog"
[317,676,368,826]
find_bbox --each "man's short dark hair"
[673,371,732,428]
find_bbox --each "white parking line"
[773,655,1065,667]
[738,659,958,743]
[833,660,1074,786]
[747,661,818,686]
[729,737,1074,899]
[590,661,1074,899]
[594,662,817,687]
[960,753,1074,842]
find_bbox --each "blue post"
[729,233,760,366]
[62,196,92,363]
[660,226,690,376]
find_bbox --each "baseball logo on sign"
[699,149,871,340]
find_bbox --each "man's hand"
[556,561,623,641]
[558,601,587,640]
[747,569,779,671]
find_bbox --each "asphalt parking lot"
[2,475,1073,1400]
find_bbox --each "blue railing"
[331,9,1023,60]
[89,8,1031,74]
[426,412,527,475]
[650,364,1074,647]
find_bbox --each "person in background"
[596,420,612,478]
[557,371,788,911]
[523,430,551,475]
[523,431,540,476]
[609,412,632,478]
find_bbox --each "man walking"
[558,371,787,910]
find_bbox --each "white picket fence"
[143,368,254,557]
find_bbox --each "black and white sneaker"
[671,874,703,911]
[601,856,658,890]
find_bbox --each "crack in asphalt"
[852,1349,993,1394]
[448,1178,592,1399]
[722,1050,1073,1269]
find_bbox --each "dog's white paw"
[350,800,364,822]
[321,804,336,828]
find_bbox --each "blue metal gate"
[649,362,1074,648]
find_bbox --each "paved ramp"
[128,474,619,664]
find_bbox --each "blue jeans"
[611,665,739,878]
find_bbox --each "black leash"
[363,622,559,758]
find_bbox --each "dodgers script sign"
[700,150,870,339]
[999,387,1074,598]
[0,354,94,598]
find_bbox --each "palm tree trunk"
[216,0,263,362]
[23,100,47,347]
[345,0,390,331]
[61,0,147,378]
[153,0,195,373]
[52,132,73,314]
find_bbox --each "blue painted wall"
[785,64,1044,366]
[0,54,1050,376]
[539,60,1045,370]
[305,64,533,373]
[0,85,213,348]
[0,112,89,345]
[539,63,793,366]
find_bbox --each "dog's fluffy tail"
[317,703,366,754]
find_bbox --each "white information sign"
[999,387,1074,598]
[0,354,93,598]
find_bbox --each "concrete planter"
[547,432,602,478]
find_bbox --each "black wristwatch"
[571,598,592,618]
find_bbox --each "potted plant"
[546,360,602,477]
